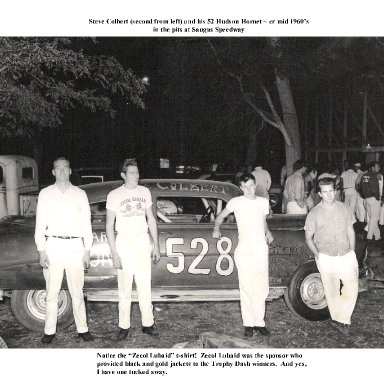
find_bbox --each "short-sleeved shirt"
[341,169,358,189]
[226,196,269,243]
[106,185,152,237]
[285,172,305,203]
[304,200,355,256]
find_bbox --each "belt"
[48,235,80,239]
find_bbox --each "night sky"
[2,37,383,184]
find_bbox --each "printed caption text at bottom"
[96,351,308,376]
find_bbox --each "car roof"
[81,179,241,204]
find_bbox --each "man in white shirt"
[213,173,273,338]
[35,157,94,344]
[341,164,358,217]
[106,159,160,340]
[251,163,272,199]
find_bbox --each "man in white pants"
[106,159,160,340]
[35,157,94,344]
[304,177,358,336]
[213,173,273,337]
[361,162,381,241]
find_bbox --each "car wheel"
[10,290,74,332]
[284,260,330,321]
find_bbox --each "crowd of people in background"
[231,159,374,337]
[236,158,384,241]
[279,159,384,241]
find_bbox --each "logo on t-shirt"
[120,197,146,217]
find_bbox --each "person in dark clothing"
[360,162,381,241]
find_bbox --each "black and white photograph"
[0,1,383,383]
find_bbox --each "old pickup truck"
[0,179,373,332]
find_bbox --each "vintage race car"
[0,179,371,332]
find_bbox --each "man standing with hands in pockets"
[304,177,358,336]
[212,173,273,337]
[106,159,160,340]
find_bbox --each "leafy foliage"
[0,37,146,137]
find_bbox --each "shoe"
[116,327,130,340]
[41,333,55,344]
[244,327,254,337]
[254,326,270,336]
[78,331,94,342]
[142,326,159,336]
[330,320,350,336]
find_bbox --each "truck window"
[0,166,3,183]
[22,167,33,179]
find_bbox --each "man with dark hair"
[106,158,160,340]
[212,173,273,337]
[284,159,307,214]
[360,161,381,241]
[304,177,358,336]
[35,157,94,344]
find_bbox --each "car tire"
[284,260,330,321]
[10,290,74,332]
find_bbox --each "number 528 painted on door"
[165,236,234,276]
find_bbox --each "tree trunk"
[275,74,302,175]
[269,37,302,175]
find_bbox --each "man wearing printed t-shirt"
[106,159,160,340]
[213,173,273,337]
[304,177,358,336]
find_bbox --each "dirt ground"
[1,287,384,349]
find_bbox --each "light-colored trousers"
[234,240,269,327]
[355,193,366,222]
[365,197,381,240]
[343,188,357,217]
[316,250,358,325]
[116,234,154,329]
[379,203,384,226]
[287,201,308,214]
[44,237,88,335]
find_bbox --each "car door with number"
[152,194,239,291]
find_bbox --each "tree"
[268,37,301,175]
[207,37,301,175]
[0,37,146,165]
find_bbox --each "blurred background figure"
[360,162,381,241]
[304,165,318,211]
[252,163,271,199]
[284,159,307,214]
[341,162,358,217]
[354,163,366,227]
